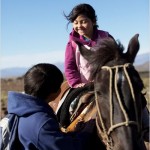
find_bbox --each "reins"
[95,63,140,150]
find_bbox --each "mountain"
[1,63,64,78]
[1,67,29,78]
[1,53,149,78]
[135,61,149,72]
[54,62,64,72]
[134,52,149,66]
[134,52,149,72]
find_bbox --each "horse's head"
[78,34,146,150]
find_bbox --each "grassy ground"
[1,77,24,118]
[142,77,150,110]
[0,75,149,118]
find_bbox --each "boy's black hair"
[64,3,98,29]
[24,63,64,100]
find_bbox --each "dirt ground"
[0,74,149,118]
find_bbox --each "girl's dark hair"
[64,3,98,29]
[24,63,64,100]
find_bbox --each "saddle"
[49,81,70,112]
[56,82,95,128]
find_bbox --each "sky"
[1,0,150,69]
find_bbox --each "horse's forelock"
[93,38,124,62]
[89,38,124,79]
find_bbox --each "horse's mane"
[79,37,125,80]
[93,38,124,62]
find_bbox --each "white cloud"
[0,51,64,69]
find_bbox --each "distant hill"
[135,61,149,72]
[1,53,149,78]
[134,52,149,66]
[134,52,149,72]
[1,62,64,78]
[1,67,29,78]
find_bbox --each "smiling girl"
[64,3,114,88]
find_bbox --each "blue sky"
[1,0,149,69]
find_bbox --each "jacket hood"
[69,29,99,45]
[7,91,53,116]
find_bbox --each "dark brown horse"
[78,34,147,150]
[56,34,147,150]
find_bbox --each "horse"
[77,34,148,150]
[50,34,148,150]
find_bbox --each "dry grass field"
[0,73,149,119]
[1,77,24,118]
[142,77,150,108]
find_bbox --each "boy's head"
[24,63,64,100]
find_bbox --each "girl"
[64,3,114,88]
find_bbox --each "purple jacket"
[65,29,113,87]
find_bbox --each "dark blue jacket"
[7,91,91,150]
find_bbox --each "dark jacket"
[7,91,92,150]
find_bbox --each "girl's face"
[73,15,95,39]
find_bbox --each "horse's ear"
[125,34,140,63]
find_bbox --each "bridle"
[94,63,141,150]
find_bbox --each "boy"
[7,63,95,150]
